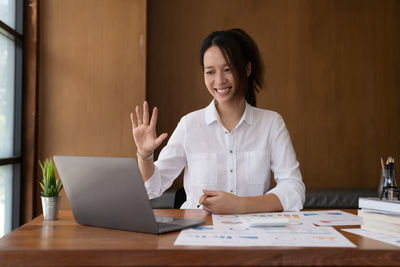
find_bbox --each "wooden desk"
[0,209,399,266]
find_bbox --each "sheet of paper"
[212,212,316,232]
[212,211,362,228]
[174,225,267,247]
[300,210,362,226]
[342,228,400,247]
[175,212,356,247]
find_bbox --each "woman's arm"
[132,107,187,199]
[200,190,282,214]
[137,155,156,182]
[130,101,168,182]
[239,193,283,213]
[267,115,305,211]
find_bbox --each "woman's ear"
[246,62,252,77]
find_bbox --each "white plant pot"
[41,196,61,220]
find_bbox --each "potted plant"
[39,158,63,220]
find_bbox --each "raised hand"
[130,101,168,157]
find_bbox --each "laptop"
[53,155,205,234]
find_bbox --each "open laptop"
[53,155,205,234]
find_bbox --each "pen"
[386,156,391,179]
[390,157,394,179]
[197,194,207,208]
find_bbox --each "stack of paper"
[358,197,400,215]
[356,197,400,239]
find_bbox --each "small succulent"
[39,158,63,197]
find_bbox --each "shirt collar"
[204,99,254,126]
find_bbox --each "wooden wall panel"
[147,0,400,189]
[38,0,146,211]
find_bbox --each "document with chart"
[299,210,362,226]
[174,212,355,247]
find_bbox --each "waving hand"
[130,101,168,157]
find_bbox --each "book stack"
[358,197,400,237]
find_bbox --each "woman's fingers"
[149,107,158,129]
[143,101,149,125]
[197,194,207,207]
[202,189,219,197]
[135,101,151,126]
[131,101,167,152]
[130,112,138,128]
[202,205,212,213]
[154,133,168,148]
[136,105,143,125]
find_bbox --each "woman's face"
[203,45,238,105]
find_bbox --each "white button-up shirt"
[145,100,305,211]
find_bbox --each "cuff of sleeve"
[144,166,162,199]
[267,184,304,212]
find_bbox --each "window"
[0,0,23,238]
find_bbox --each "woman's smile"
[215,86,232,95]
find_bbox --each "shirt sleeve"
[266,114,306,211]
[144,118,187,199]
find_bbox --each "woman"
[130,29,305,214]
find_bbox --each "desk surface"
[0,209,399,266]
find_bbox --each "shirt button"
[229,150,233,153]
[230,190,234,193]
[225,131,228,134]
[230,169,233,173]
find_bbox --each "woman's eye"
[224,68,231,72]
[206,71,214,75]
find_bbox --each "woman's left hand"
[200,189,242,214]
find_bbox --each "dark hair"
[200,28,264,106]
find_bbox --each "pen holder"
[378,169,385,195]
[379,169,400,200]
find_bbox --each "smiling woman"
[131,28,305,215]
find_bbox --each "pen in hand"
[197,194,208,208]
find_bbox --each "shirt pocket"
[188,152,218,185]
[244,151,269,184]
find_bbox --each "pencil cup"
[378,170,385,196]
[387,169,397,200]
[380,169,398,200]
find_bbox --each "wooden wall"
[147,0,400,189]
[38,0,146,210]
